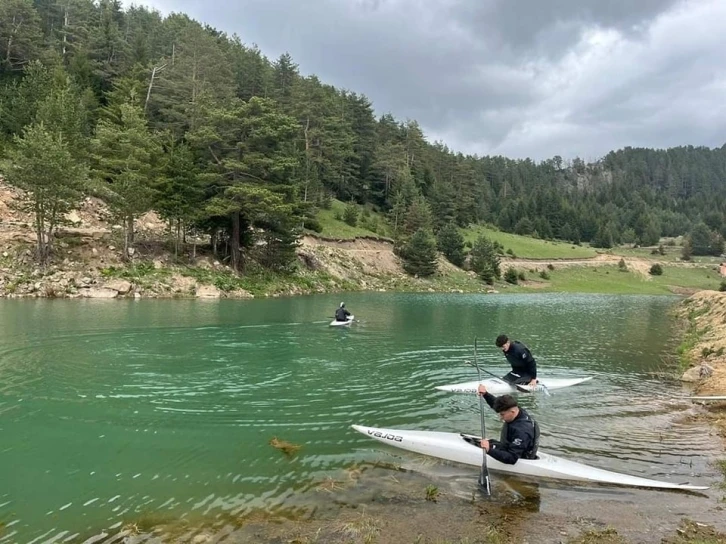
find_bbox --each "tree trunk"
[34,200,46,265]
[174,218,180,259]
[62,8,68,57]
[127,215,135,244]
[123,215,133,260]
[230,211,241,271]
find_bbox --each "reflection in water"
[494,478,542,513]
[0,294,720,543]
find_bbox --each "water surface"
[0,294,718,543]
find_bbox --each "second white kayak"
[330,315,354,327]
[435,376,593,395]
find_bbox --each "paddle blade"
[515,383,553,396]
[478,472,491,496]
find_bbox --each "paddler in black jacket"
[334,302,351,322]
[496,334,538,386]
[477,384,540,464]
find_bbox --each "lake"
[0,293,719,543]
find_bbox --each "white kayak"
[687,395,726,401]
[435,376,593,395]
[330,315,354,327]
[352,425,708,491]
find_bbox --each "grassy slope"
[310,206,723,294]
[314,200,392,239]
[614,245,723,264]
[502,264,722,294]
[462,225,597,259]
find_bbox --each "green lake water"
[0,293,720,543]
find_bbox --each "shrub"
[342,203,358,227]
[618,258,627,271]
[720,280,726,292]
[539,270,550,280]
[320,191,332,209]
[547,263,554,270]
[504,267,518,284]
[649,263,663,276]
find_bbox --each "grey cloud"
[132,0,726,161]
[450,0,681,55]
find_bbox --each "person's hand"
[480,439,490,451]
[477,384,487,396]
[528,378,537,386]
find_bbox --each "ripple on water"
[0,295,720,543]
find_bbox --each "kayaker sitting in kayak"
[496,334,538,387]
[477,384,540,464]
[334,302,351,322]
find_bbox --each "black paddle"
[471,337,492,496]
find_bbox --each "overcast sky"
[129,0,726,161]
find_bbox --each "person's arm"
[477,385,496,410]
[525,353,537,379]
[512,343,537,379]
[485,426,532,465]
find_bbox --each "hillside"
[0,179,722,298]
[1,1,725,282]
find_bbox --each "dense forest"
[1,0,724,271]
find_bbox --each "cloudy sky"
[130,0,726,161]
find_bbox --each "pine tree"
[2,123,87,264]
[0,0,43,73]
[155,141,203,258]
[198,97,300,271]
[400,228,438,277]
[436,222,465,267]
[470,235,501,284]
[90,97,161,257]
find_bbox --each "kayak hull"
[352,424,707,491]
[330,315,354,327]
[435,376,593,394]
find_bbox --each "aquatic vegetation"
[269,436,302,456]
[425,484,439,502]
[566,527,627,543]
[314,476,346,493]
[336,514,381,544]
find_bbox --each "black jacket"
[483,392,540,464]
[503,340,537,380]
[335,307,351,321]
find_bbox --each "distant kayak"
[352,424,708,491]
[435,376,593,395]
[686,395,726,401]
[330,315,354,327]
